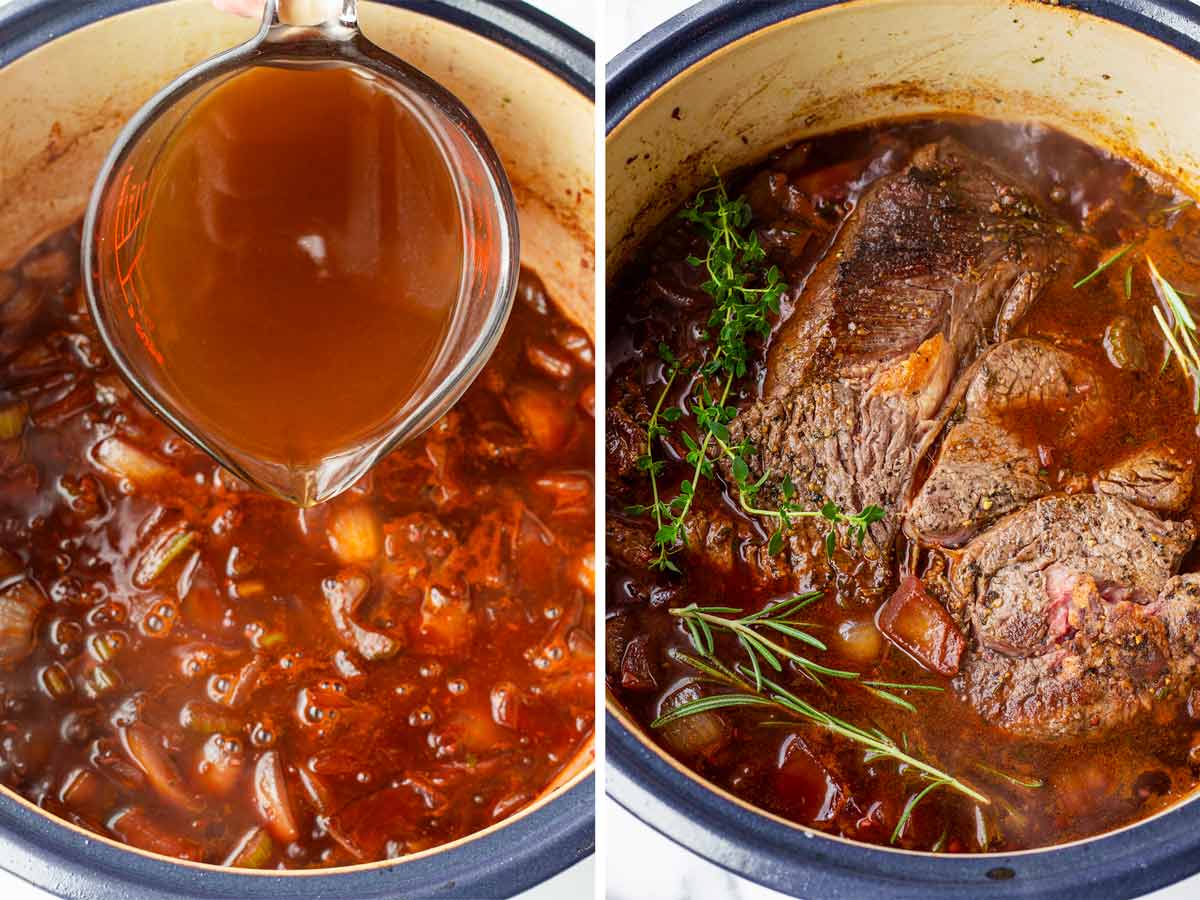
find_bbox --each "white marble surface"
[0,0,593,897]
[603,1,1200,899]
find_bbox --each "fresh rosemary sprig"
[1073,241,1136,289]
[631,174,885,571]
[861,679,945,714]
[891,777,952,844]
[973,761,1044,790]
[653,653,986,807]
[669,593,858,688]
[1147,256,1200,412]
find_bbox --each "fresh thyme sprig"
[736,476,886,558]
[653,653,986,809]
[669,593,858,688]
[630,174,886,571]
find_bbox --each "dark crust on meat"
[731,139,1069,592]
[761,138,1063,397]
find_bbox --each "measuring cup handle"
[263,0,358,32]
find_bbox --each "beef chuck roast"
[948,494,1196,738]
[907,339,1107,546]
[732,139,1067,587]
[1093,443,1195,513]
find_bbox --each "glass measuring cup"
[82,0,519,506]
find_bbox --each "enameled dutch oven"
[606,1,1200,898]
[0,1,594,896]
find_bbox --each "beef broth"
[137,65,464,468]
[607,117,1200,851]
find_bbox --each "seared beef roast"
[1093,443,1195,513]
[948,494,1196,738]
[907,339,1107,546]
[732,139,1067,587]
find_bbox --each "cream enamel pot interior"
[606,1,1200,898]
[0,1,593,897]
[607,0,1200,270]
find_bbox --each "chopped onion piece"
[0,579,46,666]
[180,700,244,735]
[507,386,572,453]
[39,662,74,700]
[253,750,300,843]
[322,571,398,661]
[133,527,197,588]
[657,682,730,758]
[93,437,173,485]
[876,576,965,676]
[121,723,202,813]
[0,402,27,440]
[197,733,245,797]
[328,503,382,564]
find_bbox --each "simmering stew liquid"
[0,226,594,866]
[138,64,464,466]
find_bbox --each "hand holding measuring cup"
[83,0,519,507]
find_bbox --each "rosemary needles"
[1075,242,1200,412]
[1148,256,1200,412]
[651,652,986,811]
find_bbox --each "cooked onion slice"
[0,579,46,666]
[109,807,203,860]
[93,437,174,485]
[224,826,273,868]
[121,723,203,813]
[253,751,300,843]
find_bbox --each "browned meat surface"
[907,339,1106,546]
[948,494,1196,738]
[733,139,1069,583]
[1094,443,1195,513]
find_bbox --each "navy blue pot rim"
[606,0,1200,132]
[0,1,592,897]
[609,709,1200,900]
[607,1,1200,898]
[0,0,595,97]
